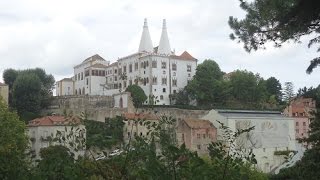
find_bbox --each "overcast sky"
[0,0,319,92]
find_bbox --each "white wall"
[201,110,297,173]
[27,124,86,159]
[114,93,129,108]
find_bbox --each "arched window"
[79,88,81,95]
[83,87,85,95]
[75,89,77,95]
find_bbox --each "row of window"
[296,121,307,126]
[75,63,192,81]
[107,77,178,87]
[196,133,213,139]
[292,112,306,117]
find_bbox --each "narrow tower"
[157,19,171,55]
[138,18,153,53]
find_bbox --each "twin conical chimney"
[158,19,171,55]
[138,19,171,55]
[138,18,154,53]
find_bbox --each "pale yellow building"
[0,82,9,105]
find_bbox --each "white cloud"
[0,0,319,92]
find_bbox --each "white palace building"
[56,19,198,105]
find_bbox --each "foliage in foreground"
[21,113,266,179]
[0,98,29,179]
[270,85,320,179]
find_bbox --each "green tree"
[0,97,29,179]
[229,70,267,108]
[3,68,18,106]
[173,89,191,105]
[3,68,55,121]
[126,85,147,108]
[265,77,282,103]
[37,145,80,180]
[85,116,124,149]
[229,0,320,73]
[187,59,224,107]
[283,82,295,103]
[13,73,42,122]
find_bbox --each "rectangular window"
[75,75,77,81]
[152,61,157,68]
[78,73,80,80]
[129,79,132,85]
[296,129,299,134]
[135,62,138,71]
[141,62,144,68]
[114,69,117,74]
[152,77,157,84]
[86,78,88,85]
[182,133,184,141]
[163,88,166,93]
[123,66,126,73]
[172,79,177,87]
[162,77,167,85]
[187,65,191,72]
[161,62,166,69]
[115,76,118,81]
[129,64,132,73]
[172,63,177,71]
[203,134,206,139]
[124,81,127,88]
[197,134,201,139]
[303,122,306,126]
[296,122,299,126]
[85,70,89,77]
[197,144,201,150]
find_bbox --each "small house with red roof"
[176,119,217,155]
[27,115,85,159]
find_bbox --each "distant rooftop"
[216,109,286,118]
[184,119,215,129]
[28,115,81,127]
[82,54,105,63]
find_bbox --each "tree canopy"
[186,59,225,106]
[0,97,29,179]
[3,68,55,121]
[229,0,320,73]
[125,85,147,108]
[179,61,283,110]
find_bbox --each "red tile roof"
[28,115,81,127]
[170,51,197,61]
[183,119,215,129]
